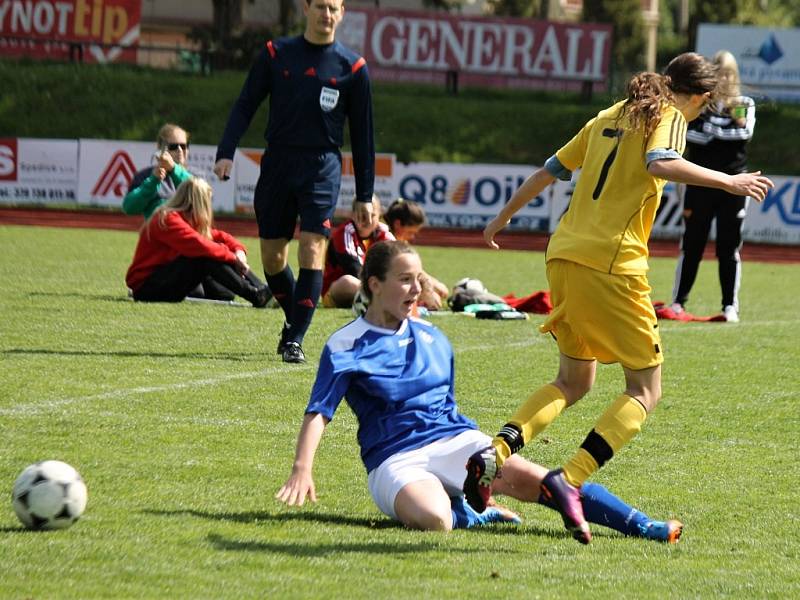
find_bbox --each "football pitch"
[1,224,797,599]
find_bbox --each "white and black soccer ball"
[453,277,487,295]
[11,460,87,530]
[352,287,370,317]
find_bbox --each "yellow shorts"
[540,260,663,370]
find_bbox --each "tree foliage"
[583,0,646,72]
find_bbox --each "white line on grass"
[0,363,314,416]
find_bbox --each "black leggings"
[133,256,264,304]
[672,186,746,310]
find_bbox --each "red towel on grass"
[502,291,552,314]
[652,301,727,322]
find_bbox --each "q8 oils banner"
[0,0,141,63]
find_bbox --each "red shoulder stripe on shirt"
[351,57,366,74]
[266,40,276,58]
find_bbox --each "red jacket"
[323,220,394,295]
[126,211,245,291]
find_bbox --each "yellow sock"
[563,394,647,487]
[492,384,567,467]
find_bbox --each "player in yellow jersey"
[462,53,773,544]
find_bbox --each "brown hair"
[360,240,418,301]
[385,198,426,229]
[623,52,717,141]
[154,178,214,239]
[156,123,189,149]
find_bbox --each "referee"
[214,0,375,363]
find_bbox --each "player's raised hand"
[727,171,774,202]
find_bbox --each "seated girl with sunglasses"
[122,123,262,302]
[123,123,193,220]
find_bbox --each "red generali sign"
[0,0,142,63]
[337,8,612,92]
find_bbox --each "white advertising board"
[696,24,800,102]
[393,161,551,231]
[1,138,799,245]
[77,140,236,211]
[0,138,78,204]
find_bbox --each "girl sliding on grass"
[277,241,681,540]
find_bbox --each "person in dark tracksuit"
[671,51,756,323]
[214,0,375,363]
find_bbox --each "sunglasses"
[165,142,188,152]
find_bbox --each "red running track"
[2,207,799,264]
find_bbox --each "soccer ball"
[11,460,87,530]
[352,287,370,317]
[453,277,487,294]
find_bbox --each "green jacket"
[122,164,192,219]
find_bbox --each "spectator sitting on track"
[122,123,249,302]
[384,198,448,310]
[125,178,270,308]
[123,123,193,220]
[322,195,393,309]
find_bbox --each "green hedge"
[3,60,799,174]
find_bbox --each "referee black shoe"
[282,341,306,364]
[277,322,291,354]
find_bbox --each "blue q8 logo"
[399,173,544,208]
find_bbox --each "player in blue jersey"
[276,241,682,540]
[214,0,374,364]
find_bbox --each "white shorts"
[367,429,491,520]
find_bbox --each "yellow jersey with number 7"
[548,101,687,275]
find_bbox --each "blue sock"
[265,266,295,322]
[287,268,322,344]
[579,482,652,536]
[450,496,521,529]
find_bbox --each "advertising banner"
[77,140,236,212]
[337,8,612,92]
[696,24,800,102]
[0,0,141,64]
[394,161,551,231]
[0,138,78,204]
[229,149,397,213]
[744,176,800,244]
[2,138,799,245]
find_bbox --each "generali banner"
[0,0,141,63]
[337,8,612,92]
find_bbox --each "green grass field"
[1,225,798,599]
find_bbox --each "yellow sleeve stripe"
[667,111,687,154]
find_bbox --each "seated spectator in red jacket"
[384,198,449,310]
[322,195,394,308]
[126,178,270,307]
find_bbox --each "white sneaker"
[670,302,684,314]
[723,305,739,323]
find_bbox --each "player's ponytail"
[623,52,717,141]
[623,72,670,142]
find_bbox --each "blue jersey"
[216,35,375,202]
[307,317,477,473]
